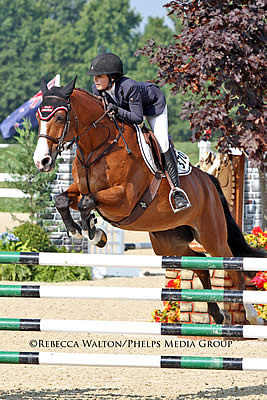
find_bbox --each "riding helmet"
[88,53,123,76]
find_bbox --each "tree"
[74,0,141,88]
[134,16,191,140]
[0,0,142,111]
[0,120,56,220]
[0,0,87,123]
[138,0,266,168]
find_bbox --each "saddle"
[141,125,163,171]
[136,124,192,177]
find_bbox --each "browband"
[38,105,68,121]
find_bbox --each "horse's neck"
[72,90,105,129]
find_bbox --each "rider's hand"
[107,103,118,119]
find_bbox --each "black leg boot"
[162,147,190,211]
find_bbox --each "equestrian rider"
[88,52,189,211]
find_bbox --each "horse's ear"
[40,77,48,95]
[62,76,77,98]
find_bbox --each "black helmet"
[88,53,123,76]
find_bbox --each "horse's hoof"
[91,229,107,248]
[69,230,83,239]
[93,229,107,248]
[82,228,107,248]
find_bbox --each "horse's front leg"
[78,186,128,248]
[78,194,107,248]
[55,183,83,239]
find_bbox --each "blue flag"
[0,74,60,139]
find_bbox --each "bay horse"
[34,77,266,326]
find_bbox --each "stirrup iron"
[169,187,191,213]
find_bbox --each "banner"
[0,74,60,139]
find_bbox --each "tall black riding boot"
[162,147,190,211]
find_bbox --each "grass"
[174,141,199,165]
[0,182,17,188]
[0,198,22,212]
[174,140,218,166]
[0,144,19,172]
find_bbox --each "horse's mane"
[74,88,104,107]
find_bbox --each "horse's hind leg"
[193,269,227,324]
[149,226,226,324]
[195,211,262,324]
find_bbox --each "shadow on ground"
[0,384,266,400]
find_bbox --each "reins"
[39,92,132,193]
[38,89,162,228]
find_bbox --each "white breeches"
[146,105,169,153]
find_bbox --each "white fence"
[0,173,27,198]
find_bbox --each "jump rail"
[0,252,266,271]
[0,352,266,370]
[1,319,267,339]
[0,284,267,304]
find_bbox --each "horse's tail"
[207,173,266,269]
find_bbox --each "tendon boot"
[162,147,190,212]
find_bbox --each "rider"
[88,52,189,211]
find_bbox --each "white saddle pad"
[136,126,192,176]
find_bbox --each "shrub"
[0,232,36,281]
[0,224,91,282]
[12,222,56,252]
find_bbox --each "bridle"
[38,96,76,156]
[38,93,132,191]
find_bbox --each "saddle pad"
[136,125,192,176]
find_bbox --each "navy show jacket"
[92,76,166,125]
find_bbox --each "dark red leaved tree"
[137,0,266,168]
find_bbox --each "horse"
[33,77,266,326]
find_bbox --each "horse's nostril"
[42,156,52,167]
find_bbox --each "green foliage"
[0,0,189,144]
[0,198,22,213]
[133,16,191,141]
[0,224,91,282]
[139,0,266,168]
[0,120,56,220]
[0,232,37,281]
[12,222,56,252]
[0,0,88,122]
[31,264,91,283]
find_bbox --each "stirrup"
[169,187,191,213]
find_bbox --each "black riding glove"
[106,103,118,119]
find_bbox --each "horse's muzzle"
[35,155,53,172]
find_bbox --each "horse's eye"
[55,114,65,122]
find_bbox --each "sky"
[130,0,173,30]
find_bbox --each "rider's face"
[94,74,110,91]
